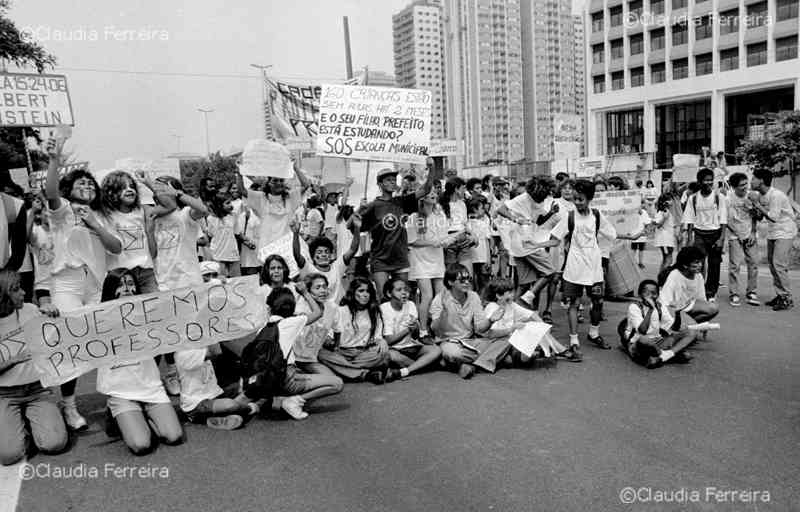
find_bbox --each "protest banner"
[0,72,74,127]
[429,139,464,157]
[258,232,300,275]
[592,190,642,236]
[553,114,582,161]
[238,139,293,179]
[317,84,432,164]
[284,136,314,151]
[575,157,604,178]
[21,276,268,386]
[509,323,555,358]
[28,162,89,191]
[144,159,181,179]
[8,168,29,192]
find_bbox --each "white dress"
[653,210,676,248]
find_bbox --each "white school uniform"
[294,298,337,363]
[550,209,616,285]
[653,210,676,248]
[207,214,240,263]
[96,359,170,404]
[30,224,55,291]
[659,269,706,312]
[0,305,42,386]
[105,209,154,270]
[484,301,565,356]
[407,210,447,280]
[174,348,224,412]
[380,301,420,350]
[154,207,203,291]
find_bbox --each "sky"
[8,0,583,169]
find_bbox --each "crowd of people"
[0,134,797,463]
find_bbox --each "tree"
[0,0,57,177]
[736,110,800,199]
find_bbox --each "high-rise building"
[520,0,586,162]
[393,0,448,139]
[574,14,587,157]
[443,0,526,167]
[585,0,799,168]
[356,69,397,87]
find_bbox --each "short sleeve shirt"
[360,194,418,272]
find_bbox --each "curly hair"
[101,171,140,213]
[59,169,102,210]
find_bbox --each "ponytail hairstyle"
[341,277,382,342]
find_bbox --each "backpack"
[617,301,664,351]
[239,322,287,401]
[561,208,600,271]
[690,191,720,214]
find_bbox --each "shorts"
[562,280,604,300]
[107,396,170,418]
[390,344,424,358]
[631,242,646,251]
[516,251,556,285]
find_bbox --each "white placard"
[509,322,554,358]
[317,84,432,164]
[429,139,464,157]
[145,159,180,179]
[239,139,293,179]
[258,233,299,276]
[553,114,582,161]
[8,168,29,192]
[592,190,642,236]
[0,73,74,127]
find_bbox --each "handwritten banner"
[0,72,74,127]
[429,139,464,157]
[258,233,300,276]
[239,139,293,179]
[22,276,268,386]
[592,190,642,236]
[553,114,582,161]
[317,84,432,164]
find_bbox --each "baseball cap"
[376,167,398,182]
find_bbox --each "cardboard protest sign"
[258,233,300,276]
[592,190,642,236]
[317,84,432,164]
[509,322,554,358]
[8,168,29,192]
[429,139,464,157]
[0,73,74,127]
[23,276,268,386]
[553,114,582,161]
[238,139,293,179]
[144,159,180,179]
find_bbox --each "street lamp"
[250,64,274,140]
[170,133,183,153]
[197,108,214,157]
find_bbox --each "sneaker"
[206,415,245,430]
[588,335,611,350]
[745,292,760,306]
[457,363,476,379]
[765,296,780,307]
[772,296,794,311]
[105,407,120,438]
[558,346,583,363]
[163,370,181,396]
[364,369,386,385]
[61,401,88,431]
[280,396,308,420]
[729,294,741,307]
[385,368,402,382]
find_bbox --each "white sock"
[569,334,579,346]
[419,329,429,337]
[400,368,410,378]
[660,350,674,362]
[588,325,600,338]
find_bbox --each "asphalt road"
[5,262,800,512]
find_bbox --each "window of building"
[777,0,799,21]
[629,0,643,16]
[650,0,665,15]
[747,42,768,66]
[650,28,665,49]
[655,100,711,169]
[591,10,604,32]
[747,1,768,28]
[672,57,688,79]
[672,23,688,45]
[630,34,644,55]
[592,43,605,63]
[610,6,623,26]
[630,67,644,86]
[695,53,713,75]
[696,15,712,40]
[593,74,606,93]
[611,38,624,59]
[718,8,739,34]
[611,71,625,90]
[672,0,686,9]
[606,109,644,154]
[776,35,798,61]
[720,47,739,70]
[651,62,666,82]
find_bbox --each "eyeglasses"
[456,275,472,283]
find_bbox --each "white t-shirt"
[174,348,223,412]
[447,200,468,232]
[760,187,798,240]
[467,217,492,264]
[304,208,324,239]
[248,188,302,260]
[0,304,42,386]
[659,269,706,312]
[484,301,536,333]
[207,214,240,263]
[682,192,727,230]
[48,200,109,284]
[333,306,383,349]
[301,257,347,304]
[96,358,170,403]
[407,210,446,280]
[633,210,652,243]
[380,301,419,349]
[653,210,676,248]
[550,209,616,285]
[294,298,336,363]
[30,224,55,290]
[504,194,556,257]
[0,194,10,267]
[625,301,674,344]
[238,209,262,268]
[155,207,202,291]
[324,205,338,230]
[274,315,307,365]
[105,208,154,270]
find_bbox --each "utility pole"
[250,64,274,140]
[343,17,353,80]
[197,108,214,157]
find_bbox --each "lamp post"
[170,133,183,153]
[197,108,214,157]
[250,64,274,140]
